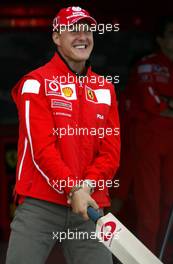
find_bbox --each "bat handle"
[87,206,101,222]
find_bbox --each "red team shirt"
[12,52,120,207]
[125,52,173,124]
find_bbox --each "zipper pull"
[77,79,82,95]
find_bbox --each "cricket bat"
[87,207,163,264]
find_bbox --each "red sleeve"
[15,77,76,195]
[83,84,120,187]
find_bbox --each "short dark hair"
[155,16,173,37]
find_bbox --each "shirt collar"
[50,50,92,77]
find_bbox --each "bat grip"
[87,206,101,222]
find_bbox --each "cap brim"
[71,16,97,25]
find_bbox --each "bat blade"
[88,208,163,264]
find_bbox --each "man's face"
[53,22,94,63]
[157,23,173,56]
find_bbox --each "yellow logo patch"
[62,87,73,97]
[87,89,95,100]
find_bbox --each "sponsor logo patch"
[153,65,169,76]
[97,114,104,119]
[85,86,98,103]
[45,80,77,100]
[45,79,61,96]
[85,86,111,105]
[140,74,153,82]
[72,6,82,11]
[138,64,152,74]
[100,221,117,242]
[62,87,73,97]
[60,84,77,100]
[53,112,72,117]
[51,99,72,110]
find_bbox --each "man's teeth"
[74,45,86,49]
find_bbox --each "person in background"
[114,16,173,263]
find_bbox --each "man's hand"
[67,184,99,220]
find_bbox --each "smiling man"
[6,6,120,264]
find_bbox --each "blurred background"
[0,0,173,263]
